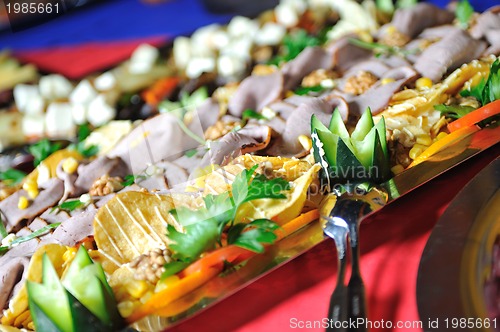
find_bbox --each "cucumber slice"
[27,254,73,332]
[311,114,330,133]
[62,246,121,326]
[328,108,350,139]
[335,137,365,182]
[351,108,375,141]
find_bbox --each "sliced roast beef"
[156,161,189,187]
[419,25,459,40]
[56,160,78,203]
[0,178,64,232]
[38,208,71,224]
[187,98,220,148]
[343,60,391,79]
[470,8,500,39]
[107,113,186,174]
[327,36,372,73]
[0,257,30,313]
[198,125,271,168]
[391,3,454,38]
[414,29,487,82]
[228,71,283,117]
[74,156,128,194]
[48,205,97,247]
[281,46,333,91]
[347,66,418,116]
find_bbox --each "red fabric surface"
[170,145,499,332]
[14,36,167,79]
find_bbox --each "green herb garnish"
[349,38,418,58]
[0,214,8,238]
[163,166,290,277]
[242,109,267,123]
[0,223,60,255]
[52,200,85,213]
[295,85,325,96]
[121,174,150,187]
[269,29,320,65]
[29,139,62,166]
[461,59,500,106]
[456,0,474,29]
[68,124,99,158]
[0,168,27,186]
[227,219,280,253]
[434,104,475,119]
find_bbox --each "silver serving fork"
[322,186,388,331]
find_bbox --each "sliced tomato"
[447,99,500,132]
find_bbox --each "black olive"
[0,90,13,109]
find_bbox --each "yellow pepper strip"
[409,125,479,167]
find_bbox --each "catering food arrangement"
[0,0,499,330]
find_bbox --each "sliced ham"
[228,71,283,117]
[0,178,64,232]
[414,29,487,82]
[281,46,332,91]
[391,3,454,38]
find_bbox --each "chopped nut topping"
[129,248,173,283]
[380,28,410,47]
[251,64,277,76]
[301,69,338,87]
[252,45,274,63]
[344,71,378,95]
[204,120,241,141]
[89,174,124,196]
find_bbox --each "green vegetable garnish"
[27,246,124,332]
[68,124,99,158]
[311,108,390,190]
[0,223,61,256]
[295,85,325,96]
[163,165,290,277]
[349,38,418,58]
[0,168,27,186]
[29,139,62,166]
[456,0,474,29]
[269,29,320,65]
[0,214,7,238]
[242,109,267,123]
[52,200,85,213]
[461,59,500,106]
[433,104,475,119]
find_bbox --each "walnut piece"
[379,28,410,47]
[344,71,378,95]
[89,174,124,196]
[301,69,338,87]
[130,248,172,284]
[204,120,241,141]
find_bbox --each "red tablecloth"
[170,145,499,332]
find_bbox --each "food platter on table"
[0,0,500,331]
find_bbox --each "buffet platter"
[0,0,500,331]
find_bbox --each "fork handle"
[327,285,348,332]
[347,274,367,332]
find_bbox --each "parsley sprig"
[269,29,320,66]
[163,165,290,277]
[461,59,500,106]
[434,104,475,119]
[349,38,418,58]
[0,169,27,187]
[29,139,61,166]
[68,124,99,158]
[456,0,474,29]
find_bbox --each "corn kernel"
[416,134,432,146]
[298,134,312,151]
[381,77,395,85]
[415,77,433,89]
[22,179,39,199]
[409,143,427,160]
[62,157,79,174]
[385,25,397,34]
[435,132,448,142]
[117,301,137,318]
[391,164,405,175]
[18,196,29,210]
[125,279,149,299]
[63,247,77,263]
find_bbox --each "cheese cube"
[13,84,45,115]
[217,54,247,79]
[186,57,216,79]
[129,44,159,74]
[275,3,300,27]
[255,23,286,46]
[70,80,98,106]
[87,94,116,127]
[94,72,116,91]
[45,102,76,138]
[227,16,259,39]
[173,37,191,69]
[22,114,45,138]
[39,74,73,100]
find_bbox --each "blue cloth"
[0,0,497,51]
